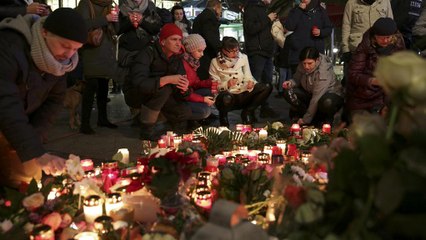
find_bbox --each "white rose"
[375,51,426,105]
[66,154,84,181]
[22,192,45,211]
[23,222,34,234]
[0,220,13,233]
[271,122,284,130]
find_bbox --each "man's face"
[162,34,183,54]
[190,46,206,60]
[302,58,318,73]
[374,35,393,48]
[43,30,83,62]
[213,4,222,19]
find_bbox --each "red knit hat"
[159,23,183,42]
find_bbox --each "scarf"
[375,44,396,56]
[216,51,239,69]
[30,19,79,76]
[90,0,113,7]
[120,0,149,16]
[183,52,200,70]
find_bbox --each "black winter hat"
[372,18,397,36]
[43,8,88,44]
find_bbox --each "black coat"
[123,42,187,108]
[192,8,221,60]
[243,1,275,58]
[285,4,333,65]
[0,0,29,21]
[0,28,66,161]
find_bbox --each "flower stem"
[386,104,399,141]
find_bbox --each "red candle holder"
[322,124,331,134]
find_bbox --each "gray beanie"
[43,8,88,44]
[183,34,206,53]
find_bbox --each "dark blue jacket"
[285,4,333,65]
[243,1,275,58]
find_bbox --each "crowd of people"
[0,0,425,188]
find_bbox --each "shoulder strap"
[88,0,96,20]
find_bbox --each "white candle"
[74,231,100,240]
[105,193,123,216]
[276,140,287,156]
[259,129,268,140]
[83,195,103,224]
[117,148,129,164]
[173,136,182,149]
[263,146,273,157]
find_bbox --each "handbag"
[271,20,286,48]
[86,1,103,47]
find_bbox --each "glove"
[341,52,352,62]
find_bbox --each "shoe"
[241,110,256,124]
[219,113,229,127]
[259,106,279,118]
[97,121,118,128]
[80,125,95,134]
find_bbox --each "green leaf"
[358,135,392,178]
[221,167,235,181]
[375,169,404,215]
[307,189,325,205]
[295,202,323,224]
[27,179,39,194]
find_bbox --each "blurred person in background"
[76,0,120,135]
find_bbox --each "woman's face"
[222,47,239,59]
[133,0,143,5]
[374,35,393,47]
[190,46,206,60]
[174,9,184,21]
[302,58,318,73]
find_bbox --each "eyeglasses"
[225,48,239,54]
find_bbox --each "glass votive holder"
[226,156,236,163]
[300,151,312,164]
[94,215,114,236]
[258,152,270,165]
[30,224,54,240]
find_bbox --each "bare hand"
[129,12,143,24]
[204,96,215,106]
[106,13,119,22]
[27,3,48,15]
[268,12,277,22]
[176,75,189,91]
[246,81,254,90]
[297,118,305,125]
[228,79,237,88]
[312,28,320,37]
[35,153,66,176]
[370,77,380,86]
[282,81,293,89]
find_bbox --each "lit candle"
[105,193,123,216]
[47,187,61,200]
[235,124,244,131]
[83,195,103,224]
[248,151,258,162]
[242,124,252,134]
[257,153,270,165]
[74,231,100,240]
[81,159,94,172]
[241,158,250,167]
[101,161,119,193]
[182,133,193,142]
[117,148,129,164]
[300,152,312,164]
[238,146,248,155]
[166,131,174,147]
[291,123,301,136]
[226,156,236,163]
[195,190,212,209]
[276,140,287,156]
[222,151,232,157]
[173,136,182,149]
[263,146,273,157]
[30,224,54,240]
[322,124,331,134]
[215,154,226,166]
[197,171,212,187]
[258,129,268,140]
[206,157,219,172]
[157,139,166,148]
